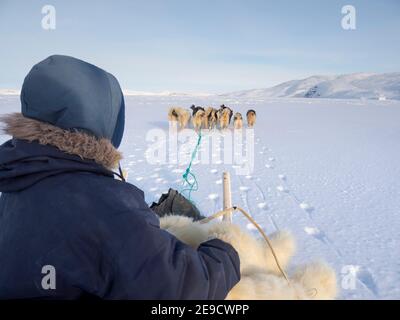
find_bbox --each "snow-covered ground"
[1,94,399,299]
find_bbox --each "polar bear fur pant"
[160,215,338,300]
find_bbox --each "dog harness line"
[181,129,202,201]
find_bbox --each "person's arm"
[104,208,240,299]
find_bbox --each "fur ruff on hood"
[0,113,122,170]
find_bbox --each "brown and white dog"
[246,109,256,128]
[217,104,233,127]
[233,112,243,129]
[1,113,122,170]
[218,108,231,129]
[192,109,205,131]
[203,107,218,129]
[168,107,190,129]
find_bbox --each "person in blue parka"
[0,55,240,299]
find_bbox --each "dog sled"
[151,172,338,300]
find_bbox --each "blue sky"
[0,0,399,93]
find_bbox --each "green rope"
[181,129,202,200]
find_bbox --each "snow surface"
[1,94,400,299]
[220,73,400,101]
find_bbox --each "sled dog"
[218,107,231,129]
[246,109,256,128]
[233,112,243,129]
[204,107,218,129]
[168,107,190,129]
[192,109,205,131]
[218,104,233,125]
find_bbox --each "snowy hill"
[123,90,212,97]
[0,89,20,96]
[221,73,400,100]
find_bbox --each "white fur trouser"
[160,215,338,300]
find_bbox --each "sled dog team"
[168,104,256,131]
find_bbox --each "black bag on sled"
[150,188,205,221]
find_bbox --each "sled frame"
[222,172,233,222]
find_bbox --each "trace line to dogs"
[181,129,202,201]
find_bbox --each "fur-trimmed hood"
[1,113,122,170]
[0,113,123,192]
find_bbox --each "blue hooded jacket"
[0,55,240,299]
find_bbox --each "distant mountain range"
[0,89,20,95]
[2,72,399,100]
[220,73,400,100]
[122,90,213,97]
